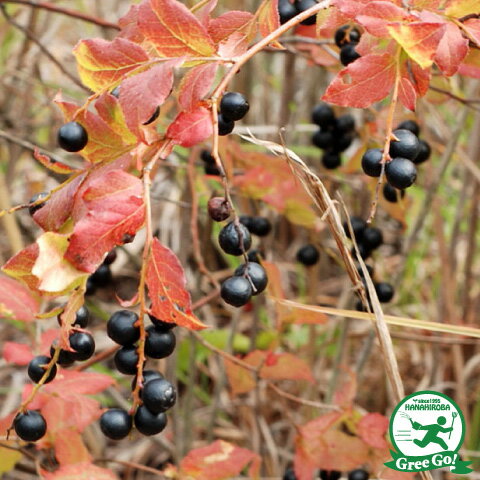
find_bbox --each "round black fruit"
[218,221,252,256]
[100,408,132,440]
[361,148,383,177]
[348,469,369,480]
[312,129,334,149]
[114,346,140,375]
[28,355,57,384]
[89,264,112,287]
[50,342,75,366]
[220,92,249,121]
[142,378,177,414]
[340,43,360,66]
[145,326,176,359]
[69,331,95,361]
[57,305,89,328]
[295,0,318,25]
[201,150,215,165]
[296,244,320,266]
[205,163,221,175]
[321,151,341,169]
[131,369,164,392]
[247,249,262,263]
[14,411,47,442]
[278,0,298,25]
[234,262,268,295]
[383,183,405,203]
[103,250,117,265]
[283,466,297,480]
[335,114,355,133]
[334,25,361,47]
[343,216,366,240]
[221,276,253,307]
[353,243,371,259]
[28,192,48,216]
[375,282,394,303]
[362,227,383,250]
[57,121,88,152]
[332,133,353,153]
[396,119,420,136]
[248,217,272,236]
[389,129,420,161]
[148,314,176,332]
[385,157,417,189]
[311,103,335,128]
[208,197,231,222]
[413,139,431,164]
[218,113,235,136]
[134,406,167,436]
[107,310,140,346]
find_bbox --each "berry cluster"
[14,305,94,441]
[218,92,249,136]
[201,150,221,176]
[334,25,362,66]
[100,311,177,439]
[278,0,318,26]
[311,103,356,169]
[283,467,369,480]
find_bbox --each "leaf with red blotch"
[146,238,206,330]
[178,63,219,111]
[257,0,283,48]
[73,37,149,92]
[138,0,216,57]
[323,54,396,108]
[356,2,412,37]
[3,342,34,365]
[179,440,261,480]
[387,22,446,68]
[65,170,145,273]
[207,11,256,45]
[434,23,468,76]
[463,18,480,47]
[166,107,213,147]
[42,463,118,480]
[2,243,40,291]
[54,430,92,466]
[33,148,78,175]
[445,0,479,17]
[0,275,40,322]
[357,412,389,449]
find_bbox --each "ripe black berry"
[50,342,75,366]
[239,215,253,230]
[14,411,47,442]
[218,114,235,136]
[340,43,360,66]
[357,263,374,278]
[218,221,252,256]
[321,151,341,169]
[89,264,112,287]
[57,121,88,152]
[85,277,96,296]
[248,217,272,236]
[375,282,394,303]
[205,163,221,175]
[28,192,48,216]
[385,158,417,189]
[28,355,57,384]
[247,249,263,263]
[283,467,297,480]
[332,133,353,153]
[348,469,369,480]
[294,0,318,25]
[296,244,320,266]
[361,148,383,177]
[312,129,334,149]
[134,406,167,436]
[145,326,176,359]
[334,25,361,47]
[362,227,383,250]
[221,276,253,307]
[234,262,268,295]
[208,197,231,222]
[131,369,164,392]
[343,216,366,240]
[320,471,341,480]
[107,310,140,346]
[311,103,335,128]
[142,378,176,414]
[201,150,215,164]
[220,92,249,121]
[114,346,140,375]
[335,114,355,133]
[148,315,176,331]
[57,305,89,328]
[383,183,405,203]
[396,119,420,136]
[353,243,371,259]
[389,129,420,161]
[413,139,431,164]
[278,0,298,25]
[100,408,132,440]
[103,249,117,265]
[69,331,95,361]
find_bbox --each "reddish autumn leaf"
[118,5,144,43]
[357,412,389,450]
[178,63,219,111]
[3,342,34,365]
[445,0,479,17]
[54,430,92,466]
[42,463,118,480]
[224,358,255,395]
[463,18,480,47]
[179,440,261,480]
[73,38,149,92]
[333,370,357,408]
[195,0,217,25]
[398,73,417,111]
[166,107,213,147]
[356,2,412,37]
[2,243,40,291]
[323,54,396,108]
[207,11,255,45]
[434,23,468,76]
[40,370,115,397]
[146,238,206,330]
[459,49,480,78]
[138,0,216,57]
[257,0,283,48]
[33,148,78,175]
[0,275,39,322]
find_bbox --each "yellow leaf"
[0,445,22,476]
[445,0,480,17]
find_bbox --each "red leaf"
[323,54,396,108]
[54,430,92,465]
[357,413,389,450]
[356,2,412,37]
[118,5,144,43]
[398,74,417,111]
[434,23,468,76]
[3,342,34,365]
[42,370,114,397]
[257,0,282,48]
[42,463,118,480]
[65,170,145,272]
[138,0,216,57]
[207,11,255,45]
[33,148,78,175]
[0,275,39,322]
[166,107,213,147]
[178,63,219,111]
[146,238,206,330]
[463,18,480,47]
[1,243,40,291]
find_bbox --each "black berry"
[85,277,96,296]
[221,276,253,307]
[312,129,334,149]
[357,263,374,278]
[283,467,297,480]
[334,25,361,47]
[57,121,88,152]
[353,243,371,259]
[107,310,140,346]
[208,197,231,222]
[148,314,176,331]
[385,158,417,189]
[103,250,117,265]
[383,183,405,203]
[218,221,252,256]
[389,129,420,161]
[343,216,366,240]
[69,331,95,361]
[89,264,112,287]
[247,249,263,263]
[335,114,355,133]
[234,262,268,295]
[100,408,132,440]
[311,103,335,128]
[14,411,47,442]
[205,163,221,175]
[220,92,249,121]
[131,369,164,392]
[28,192,48,216]
[28,355,57,384]
[296,244,320,266]
[142,378,176,414]
[340,43,360,66]
[396,119,420,136]
[134,406,167,436]
[294,0,318,25]
[332,133,353,153]
[145,326,176,359]
[361,148,383,177]
[413,139,431,164]
[57,305,89,328]
[50,342,75,366]
[201,150,215,165]
[361,227,383,250]
[348,469,369,480]
[278,0,298,25]
[375,282,394,303]
[248,217,272,236]
[218,113,235,136]
[321,151,341,169]
[114,346,140,375]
